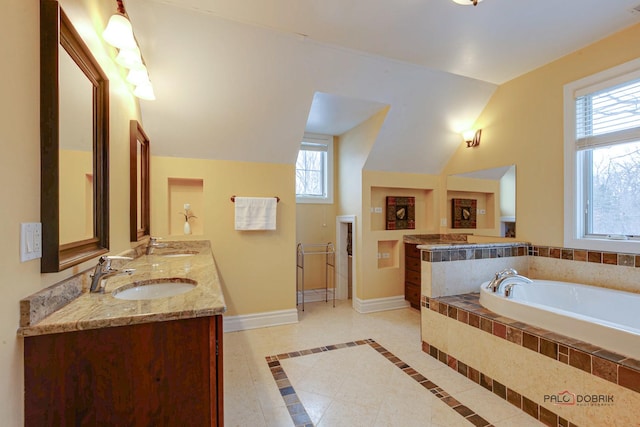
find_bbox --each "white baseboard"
[223,308,298,333]
[353,295,410,314]
[297,288,335,304]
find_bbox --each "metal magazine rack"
[296,243,335,311]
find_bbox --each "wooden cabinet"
[24,315,223,426]
[404,243,421,309]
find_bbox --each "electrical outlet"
[21,222,42,262]
[382,252,390,259]
[374,207,383,214]
[478,209,486,215]
[440,218,447,226]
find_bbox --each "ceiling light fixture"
[102,1,136,49]
[452,0,482,6]
[103,0,155,100]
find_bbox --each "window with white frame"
[564,59,640,251]
[295,134,334,204]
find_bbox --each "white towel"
[234,197,277,230]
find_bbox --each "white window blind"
[575,77,640,150]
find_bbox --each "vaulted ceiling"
[125,0,640,174]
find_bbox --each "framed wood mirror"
[40,0,109,272]
[130,120,150,242]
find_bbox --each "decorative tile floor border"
[266,339,494,427]
[422,294,640,394]
[421,339,575,427]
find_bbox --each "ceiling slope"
[139,0,640,85]
[127,1,496,174]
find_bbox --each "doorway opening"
[336,215,356,308]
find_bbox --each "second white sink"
[113,279,197,300]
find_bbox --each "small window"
[296,134,334,204]
[564,59,640,251]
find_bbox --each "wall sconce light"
[463,129,482,148]
[451,0,482,5]
[103,0,155,100]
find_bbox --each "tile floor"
[223,300,545,426]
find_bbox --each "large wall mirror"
[41,0,109,272]
[130,120,150,242]
[447,165,516,237]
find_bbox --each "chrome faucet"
[146,237,168,255]
[89,256,135,293]
[493,274,533,294]
[504,282,520,297]
[486,268,518,292]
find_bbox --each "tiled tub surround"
[418,241,531,298]
[419,240,640,298]
[528,249,640,295]
[421,294,640,427]
[479,280,640,360]
[18,240,226,336]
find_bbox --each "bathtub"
[479,279,640,360]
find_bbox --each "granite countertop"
[18,240,226,337]
[415,241,528,250]
[403,234,527,250]
[403,234,469,245]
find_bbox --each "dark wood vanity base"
[24,315,223,426]
[404,243,421,309]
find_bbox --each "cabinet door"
[405,282,420,309]
[25,317,219,426]
[405,243,420,259]
[405,255,421,272]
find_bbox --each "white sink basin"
[113,279,197,300]
[157,250,199,258]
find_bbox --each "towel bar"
[230,195,280,203]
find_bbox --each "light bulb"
[115,47,143,69]
[451,0,483,5]
[134,82,156,101]
[103,14,137,49]
[126,66,150,86]
[463,130,476,141]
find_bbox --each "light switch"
[21,222,42,262]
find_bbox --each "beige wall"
[337,108,388,299]
[295,137,338,290]
[59,149,93,243]
[0,3,40,425]
[362,170,440,299]
[150,156,297,316]
[442,23,640,247]
[0,0,142,424]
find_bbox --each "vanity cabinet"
[404,243,421,309]
[24,315,223,426]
